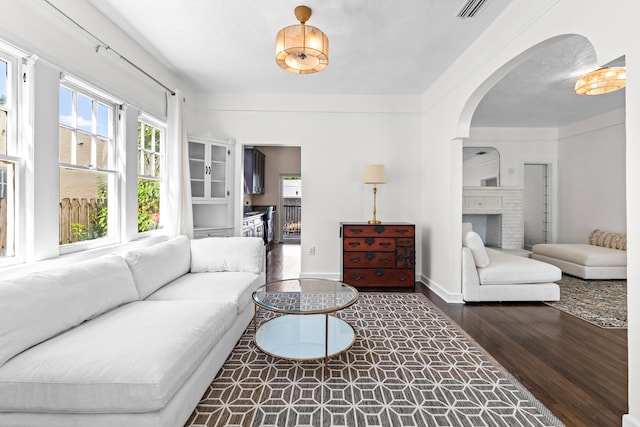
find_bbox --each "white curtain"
[165,89,193,238]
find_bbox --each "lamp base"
[368,219,381,224]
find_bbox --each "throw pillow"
[610,233,622,250]
[191,237,264,274]
[589,229,602,245]
[123,236,191,300]
[463,231,490,268]
[596,231,608,247]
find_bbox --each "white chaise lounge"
[462,231,561,302]
[531,229,627,280]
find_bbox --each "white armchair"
[462,230,561,302]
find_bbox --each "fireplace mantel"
[462,187,523,249]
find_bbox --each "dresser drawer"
[343,251,396,268]
[343,237,395,252]
[396,247,415,268]
[343,268,414,287]
[343,225,415,238]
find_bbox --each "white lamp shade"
[364,164,386,184]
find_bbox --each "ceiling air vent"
[457,0,490,19]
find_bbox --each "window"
[137,116,164,233]
[59,83,118,249]
[0,53,18,261]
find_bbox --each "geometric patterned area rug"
[545,274,627,328]
[185,293,564,426]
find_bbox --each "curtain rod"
[41,0,176,96]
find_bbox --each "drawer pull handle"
[349,257,360,263]
[380,242,391,248]
[397,275,408,281]
[397,229,408,234]
[348,242,360,247]
[365,252,375,260]
[380,257,391,263]
[350,274,363,280]
[350,228,363,234]
[365,237,375,246]
[375,269,385,277]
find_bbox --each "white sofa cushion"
[147,271,265,314]
[463,231,490,268]
[0,254,138,368]
[531,243,627,267]
[478,249,561,285]
[0,300,237,413]
[190,237,264,274]
[124,235,191,299]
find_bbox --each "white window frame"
[0,46,23,267]
[58,77,122,254]
[137,112,165,235]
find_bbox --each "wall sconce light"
[364,164,386,224]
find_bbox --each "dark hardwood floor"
[266,243,628,426]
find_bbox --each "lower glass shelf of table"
[254,314,355,361]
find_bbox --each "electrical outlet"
[308,246,316,255]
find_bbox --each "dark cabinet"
[244,147,265,194]
[341,223,415,289]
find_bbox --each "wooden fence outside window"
[59,198,106,244]
[0,197,106,255]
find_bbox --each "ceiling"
[472,35,625,127]
[87,0,625,127]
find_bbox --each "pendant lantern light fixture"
[575,67,626,95]
[275,5,329,74]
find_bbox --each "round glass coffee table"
[252,278,359,369]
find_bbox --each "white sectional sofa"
[0,235,265,427]
[462,231,561,302]
[531,229,627,279]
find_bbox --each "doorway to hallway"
[280,175,301,243]
[523,163,551,250]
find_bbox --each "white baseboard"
[420,274,464,303]
[298,273,463,304]
[624,414,640,427]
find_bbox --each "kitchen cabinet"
[189,137,231,201]
[244,147,265,194]
[341,223,415,289]
[188,136,235,237]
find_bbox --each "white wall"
[557,108,626,242]
[190,93,422,278]
[418,0,639,423]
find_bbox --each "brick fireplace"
[462,187,523,250]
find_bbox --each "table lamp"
[364,164,386,224]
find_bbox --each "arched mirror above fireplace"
[463,147,499,187]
